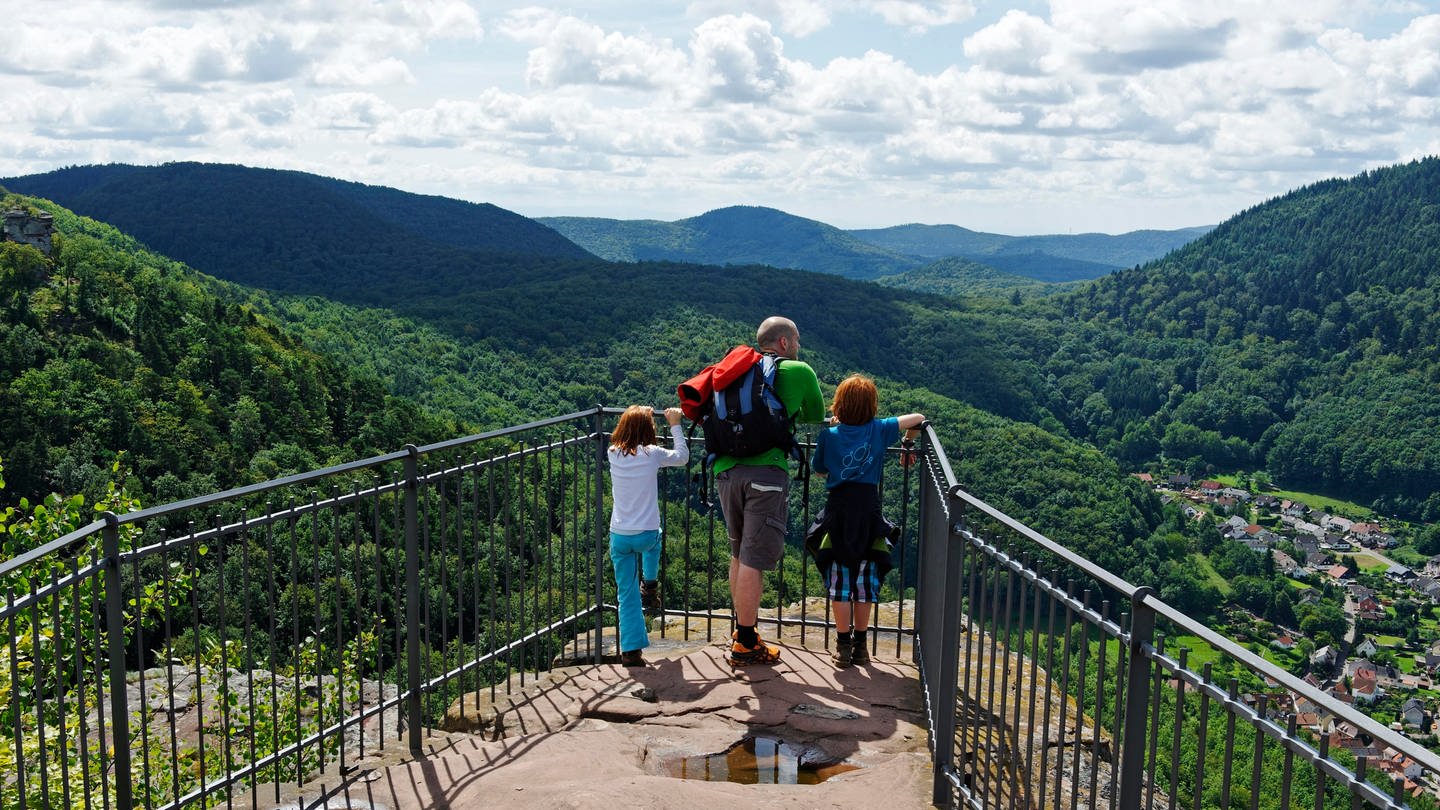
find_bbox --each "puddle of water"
[662,736,859,785]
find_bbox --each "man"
[714,315,825,666]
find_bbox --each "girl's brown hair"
[831,374,878,426]
[610,405,657,455]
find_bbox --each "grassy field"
[1207,474,1376,518]
[1190,553,1232,596]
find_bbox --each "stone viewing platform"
[250,623,934,810]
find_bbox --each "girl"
[608,405,688,667]
[810,375,923,668]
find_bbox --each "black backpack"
[699,353,798,461]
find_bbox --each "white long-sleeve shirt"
[608,424,688,533]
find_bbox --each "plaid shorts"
[825,559,881,603]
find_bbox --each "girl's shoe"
[620,649,647,667]
[850,639,871,665]
[640,580,662,616]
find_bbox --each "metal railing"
[7,408,1434,810]
[0,407,921,810]
[910,423,1440,809]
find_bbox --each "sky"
[3,1,1440,235]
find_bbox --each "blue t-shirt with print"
[812,417,900,488]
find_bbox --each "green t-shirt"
[712,358,825,474]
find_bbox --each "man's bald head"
[757,316,800,359]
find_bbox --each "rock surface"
[253,638,935,810]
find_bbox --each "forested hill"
[0,189,460,508]
[1036,157,1440,518]
[542,206,921,279]
[0,163,593,297]
[0,189,1195,600]
[849,222,1212,272]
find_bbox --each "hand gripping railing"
[910,422,1440,809]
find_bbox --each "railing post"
[403,444,423,753]
[1117,586,1157,806]
[101,512,134,810]
[920,478,965,808]
[592,407,607,664]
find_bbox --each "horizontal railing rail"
[0,406,926,810]
[911,422,1440,809]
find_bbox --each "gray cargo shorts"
[715,465,790,570]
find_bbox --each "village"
[1140,472,1440,799]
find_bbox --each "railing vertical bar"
[217,515,234,803]
[518,441,532,677]
[1055,581,1076,810]
[267,505,283,775]
[706,457,717,644]
[487,461,500,702]
[1023,555,1042,810]
[7,587,24,810]
[331,485,347,773]
[927,482,963,808]
[102,513,134,810]
[1118,589,1155,810]
[998,548,1020,807]
[1109,609,1125,810]
[464,467,479,726]
[1038,570,1059,810]
[418,464,435,718]
[530,438,542,674]
[309,494,326,770]
[1069,589,1091,810]
[403,445,422,753]
[1280,715,1296,810]
[242,518,258,810]
[958,533,979,803]
[436,470,451,708]
[1194,662,1212,810]
[1352,757,1366,810]
[126,552,151,810]
[1313,733,1329,810]
[351,483,366,762]
[72,556,96,810]
[593,410,607,663]
[1248,696,1266,810]
[31,583,49,810]
[371,484,388,743]
[92,547,112,810]
[1219,678,1238,810]
[1144,635,1165,810]
[51,568,72,810]
[546,431,556,665]
[983,542,1002,808]
[1089,598,1106,810]
[895,444,913,659]
[1168,648,1187,810]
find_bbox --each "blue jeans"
[610,530,661,653]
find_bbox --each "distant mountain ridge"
[0,162,593,297]
[848,223,1214,269]
[544,207,1211,285]
[542,206,920,279]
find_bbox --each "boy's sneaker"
[728,638,782,667]
[640,580,662,617]
[831,642,854,669]
[850,639,871,666]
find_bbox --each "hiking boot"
[728,638,782,667]
[831,641,854,669]
[620,649,647,667]
[850,639,871,666]
[640,580,662,617]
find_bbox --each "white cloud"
[308,93,396,130]
[5,1,1440,234]
[500,9,687,89]
[963,11,1058,76]
[688,14,793,104]
[687,0,832,37]
[870,0,976,32]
